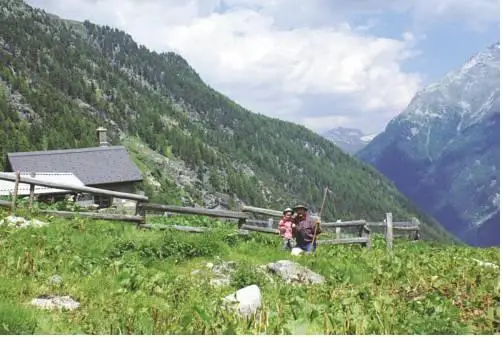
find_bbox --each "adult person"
[292,204,321,253]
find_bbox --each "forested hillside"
[0,0,454,241]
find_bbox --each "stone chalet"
[4,128,144,207]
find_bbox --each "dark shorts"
[297,240,317,253]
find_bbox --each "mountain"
[357,43,500,247]
[0,0,454,241]
[322,127,376,154]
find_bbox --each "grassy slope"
[0,209,499,334]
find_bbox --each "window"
[93,195,111,208]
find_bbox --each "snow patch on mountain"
[360,134,377,142]
[322,127,377,154]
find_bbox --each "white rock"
[30,219,47,227]
[30,295,80,311]
[472,258,499,269]
[210,277,231,287]
[205,262,214,269]
[0,216,46,228]
[49,275,63,285]
[223,285,261,318]
[291,248,304,256]
[267,260,325,284]
[212,261,236,274]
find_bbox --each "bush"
[230,262,268,289]
[248,232,281,246]
[0,302,38,334]
[109,230,228,263]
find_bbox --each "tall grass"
[0,210,499,334]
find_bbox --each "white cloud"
[159,10,422,132]
[25,0,498,133]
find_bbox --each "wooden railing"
[0,172,148,203]
[321,220,371,248]
[0,172,420,250]
[139,202,248,225]
[241,205,283,218]
[241,206,372,248]
[368,213,421,250]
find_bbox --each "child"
[278,208,295,250]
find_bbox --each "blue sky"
[26,0,500,134]
[408,27,499,83]
[378,11,499,84]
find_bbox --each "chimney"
[96,127,109,147]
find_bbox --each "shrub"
[0,302,38,334]
[230,262,268,289]
[109,230,228,263]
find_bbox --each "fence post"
[10,171,21,214]
[267,218,273,228]
[28,172,36,211]
[335,227,341,239]
[28,184,35,211]
[385,212,393,251]
[411,217,420,240]
[135,202,146,225]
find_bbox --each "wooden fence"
[241,206,372,248]
[368,212,421,250]
[0,172,420,249]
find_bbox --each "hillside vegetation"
[0,208,499,334]
[0,0,454,241]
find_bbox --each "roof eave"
[86,178,144,186]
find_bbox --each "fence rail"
[0,172,148,203]
[317,237,369,245]
[140,202,248,222]
[240,224,279,234]
[38,210,145,223]
[241,205,283,218]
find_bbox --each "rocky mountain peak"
[357,43,500,247]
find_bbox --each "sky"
[25,0,500,134]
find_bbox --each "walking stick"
[318,187,329,218]
[311,187,329,253]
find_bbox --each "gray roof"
[7,146,143,185]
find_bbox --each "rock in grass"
[48,275,63,285]
[266,260,325,285]
[291,247,304,256]
[211,261,236,274]
[223,285,261,318]
[30,295,80,311]
[206,260,236,287]
[210,277,231,287]
[471,258,499,269]
[0,216,46,229]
